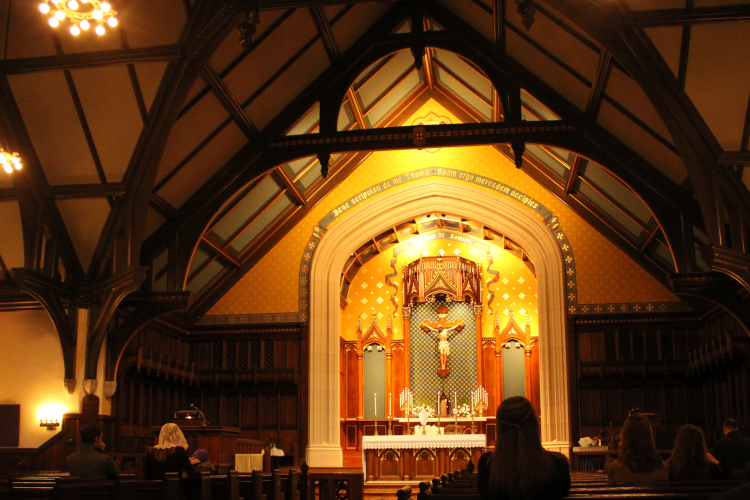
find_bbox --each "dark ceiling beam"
[346,88,367,130]
[0,45,180,75]
[88,0,245,282]
[201,64,261,143]
[202,235,242,268]
[0,76,85,279]
[565,156,583,195]
[719,151,750,166]
[275,166,307,205]
[311,6,341,65]
[150,193,179,221]
[494,0,506,53]
[268,121,578,157]
[677,25,691,90]
[628,5,750,27]
[584,50,611,125]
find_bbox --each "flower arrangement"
[452,404,473,417]
[410,404,436,418]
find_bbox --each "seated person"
[606,414,668,487]
[667,425,730,481]
[713,419,750,471]
[190,449,216,475]
[478,397,570,500]
[65,424,120,480]
[145,423,199,483]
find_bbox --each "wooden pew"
[237,468,299,500]
[210,471,239,500]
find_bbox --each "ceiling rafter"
[0,183,128,201]
[119,30,150,125]
[677,24,691,91]
[346,88,367,130]
[0,45,180,75]
[201,63,261,143]
[628,5,750,27]
[150,193,179,221]
[584,49,611,125]
[201,235,242,268]
[494,0,506,53]
[275,165,307,205]
[565,155,583,195]
[310,6,341,65]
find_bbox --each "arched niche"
[306,178,569,466]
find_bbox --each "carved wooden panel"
[346,425,357,449]
[379,449,400,478]
[414,448,436,479]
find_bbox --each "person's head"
[155,423,189,450]
[668,425,709,480]
[620,414,662,473]
[489,397,555,498]
[193,449,209,462]
[723,419,738,436]
[80,424,104,449]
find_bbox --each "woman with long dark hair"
[477,397,570,500]
[667,425,729,481]
[606,414,668,486]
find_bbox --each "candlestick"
[374,393,377,419]
[471,406,475,434]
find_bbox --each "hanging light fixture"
[1,150,22,174]
[39,0,118,36]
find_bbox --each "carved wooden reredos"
[402,255,482,305]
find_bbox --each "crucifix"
[420,303,465,377]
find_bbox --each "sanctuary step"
[364,480,422,500]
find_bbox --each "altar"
[361,433,486,481]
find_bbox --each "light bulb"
[80,20,89,30]
[55,10,65,20]
[14,162,22,170]
[39,3,50,14]
[67,0,78,10]
[95,25,105,35]
[3,163,11,174]
[101,2,111,12]
[70,25,80,35]
[11,156,20,165]
[107,17,117,27]
[93,9,103,20]
[49,17,59,27]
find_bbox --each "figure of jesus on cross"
[420,303,465,378]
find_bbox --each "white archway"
[306,179,570,466]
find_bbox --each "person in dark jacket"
[477,397,570,500]
[667,425,730,482]
[65,424,120,480]
[712,419,750,471]
[144,423,200,483]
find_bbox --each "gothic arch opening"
[306,178,569,466]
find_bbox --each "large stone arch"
[306,179,569,467]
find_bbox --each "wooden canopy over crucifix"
[420,303,465,377]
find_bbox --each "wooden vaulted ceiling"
[0,0,749,331]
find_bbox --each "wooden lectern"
[152,412,240,474]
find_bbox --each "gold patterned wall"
[339,236,538,341]
[208,99,678,316]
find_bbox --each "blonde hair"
[154,423,189,450]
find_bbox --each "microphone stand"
[191,404,209,426]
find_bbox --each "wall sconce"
[40,418,60,430]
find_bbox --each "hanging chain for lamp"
[39,0,118,36]
[1,149,22,174]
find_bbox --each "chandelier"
[1,150,22,174]
[39,1,118,36]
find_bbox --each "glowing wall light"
[39,0,118,36]
[37,403,68,430]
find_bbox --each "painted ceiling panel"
[0,201,25,271]
[437,68,491,121]
[433,50,492,102]
[210,9,286,75]
[685,23,750,151]
[286,104,320,136]
[643,27,682,80]
[506,30,590,111]
[134,62,169,115]
[330,2,394,54]
[223,9,318,106]
[521,89,561,121]
[604,67,674,146]
[70,65,144,183]
[438,0,493,42]
[3,1,57,59]
[622,0,686,9]
[581,161,654,227]
[743,168,750,193]
[155,92,229,185]
[244,41,330,131]
[228,193,293,255]
[358,50,413,109]
[366,69,422,126]
[118,0,187,48]
[323,4,348,21]
[57,198,110,272]
[157,121,248,208]
[597,100,687,184]
[187,259,226,295]
[506,5,600,84]
[144,207,167,240]
[8,72,100,185]
[210,175,282,244]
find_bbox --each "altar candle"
[374,393,377,419]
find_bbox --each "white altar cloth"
[362,434,487,450]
